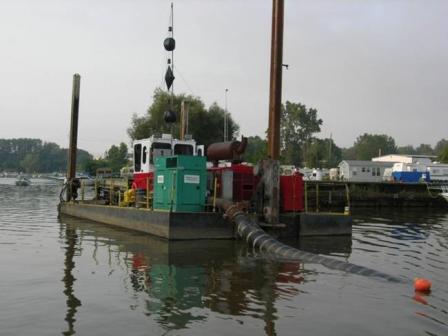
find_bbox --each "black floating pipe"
[213,198,404,283]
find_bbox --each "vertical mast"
[163,3,177,127]
[224,88,229,142]
[267,0,284,159]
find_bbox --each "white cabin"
[133,134,204,174]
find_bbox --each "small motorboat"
[15,176,31,186]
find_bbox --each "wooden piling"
[66,74,81,201]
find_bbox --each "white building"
[372,154,448,181]
[338,160,394,182]
[426,164,448,181]
[372,154,435,165]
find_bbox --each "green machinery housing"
[154,155,207,212]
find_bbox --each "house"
[338,160,394,182]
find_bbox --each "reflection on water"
[1,178,448,336]
[59,216,308,335]
[61,224,81,336]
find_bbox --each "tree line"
[0,138,130,175]
[3,92,447,174]
[244,103,448,166]
[0,139,92,173]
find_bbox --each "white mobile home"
[339,160,394,182]
[426,164,448,181]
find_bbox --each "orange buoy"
[414,278,432,292]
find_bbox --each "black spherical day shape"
[164,110,177,123]
[164,37,176,51]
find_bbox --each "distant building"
[338,160,394,182]
[426,164,448,181]
[372,154,448,181]
[372,154,436,165]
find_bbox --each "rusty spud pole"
[267,0,284,159]
[66,74,81,201]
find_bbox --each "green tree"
[280,101,322,166]
[352,133,397,160]
[20,153,40,173]
[83,158,109,176]
[81,143,129,174]
[415,143,434,155]
[244,136,267,164]
[438,145,448,163]
[128,89,239,148]
[397,145,416,155]
[105,143,129,172]
[305,138,342,168]
[341,147,356,160]
[435,139,448,156]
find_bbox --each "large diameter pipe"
[66,74,81,201]
[211,197,403,283]
[206,137,248,162]
[267,0,284,159]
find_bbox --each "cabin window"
[362,167,365,173]
[134,144,142,172]
[150,142,172,164]
[377,168,381,176]
[174,144,194,155]
[353,171,357,176]
[142,146,147,164]
[372,169,375,176]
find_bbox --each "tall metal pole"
[66,74,81,201]
[224,88,229,142]
[267,0,284,159]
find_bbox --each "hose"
[213,198,404,283]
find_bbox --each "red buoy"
[414,278,432,292]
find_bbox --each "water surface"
[0,177,447,335]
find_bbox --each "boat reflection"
[58,215,351,335]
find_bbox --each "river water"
[0,178,447,336]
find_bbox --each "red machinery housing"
[132,172,154,191]
[280,173,304,212]
[208,164,259,202]
[208,164,304,212]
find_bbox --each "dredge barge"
[58,1,351,241]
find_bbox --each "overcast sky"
[1,0,447,155]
